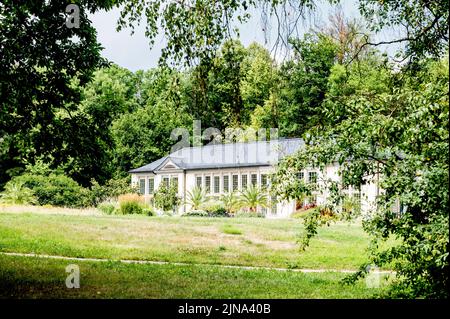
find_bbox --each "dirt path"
[0,251,394,274]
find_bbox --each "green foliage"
[186,186,208,210]
[89,177,138,206]
[111,99,191,175]
[153,182,180,213]
[97,202,116,215]
[220,192,240,215]
[142,206,156,216]
[182,210,209,217]
[278,33,338,137]
[273,57,449,298]
[0,181,37,205]
[199,200,225,214]
[239,185,268,212]
[119,201,143,215]
[0,0,117,187]
[10,173,89,208]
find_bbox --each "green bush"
[9,173,89,208]
[153,182,180,213]
[200,200,229,216]
[89,177,138,206]
[97,202,117,215]
[0,181,37,205]
[208,208,229,217]
[183,210,209,217]
[142,206,156,216]
[119,201,143,215]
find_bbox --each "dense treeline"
[1,21,383,188]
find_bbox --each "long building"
[129,138,380,218]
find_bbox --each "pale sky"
[89,1,376,72]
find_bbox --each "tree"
[186,186,208,210]
[0,181,36,205]
[153,182,180,213]
[240,43,278,125]
[278,33,338,137]
[319,8,370,64]
[220,191,240,215]
[273,56,449,298]
[0,0,116,187]
[111,99,191,176]
[239,185,268,212]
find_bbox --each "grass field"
[0,206,393,298]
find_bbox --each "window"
[308,171,318,190]
[205,176,211,192]
[297,171,304,180]
[196,176,202,188]
[139,179,146,195]
[214,176,220,193]
[162,176,170,187]
[261,174,268,189]
[172,176,178,190]
[308,171,317,184]
[241,174,248,190]
[149,178,155,194]
[251,173,257,186]
[232,174,239,191]
[223,175,229,193]
[270,196,277,215]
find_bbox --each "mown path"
[0,251,394,274]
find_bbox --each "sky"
[89,1,371,72]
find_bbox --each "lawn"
[0,206,393,298]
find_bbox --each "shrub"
[9,173,89,208]
[142,206,156,216]
[0,181,37,205]
[153,182,180,213]
[239,185,268,212]
[117,193,154,215]
[182,210,209,217]
[186,186,208,210]
[200,200,224,213]
[118,193,144,204]
[220,192,240,215]
[119,201,143,215]
[208,208,229,217]
[97,202,117,215]
[89,177,138,206]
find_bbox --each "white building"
[129,138,380,218]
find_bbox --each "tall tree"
[0,0,116,187]
[278,33,338,137]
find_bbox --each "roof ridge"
[169,137,302,155]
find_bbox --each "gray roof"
[129,138,304,173]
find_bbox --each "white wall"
[131,163,380,218]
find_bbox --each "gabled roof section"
[128,138,304,173]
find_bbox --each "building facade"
[129,138,379,218]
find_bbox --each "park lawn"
[0,255,389,298]
[0,209,378,270]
